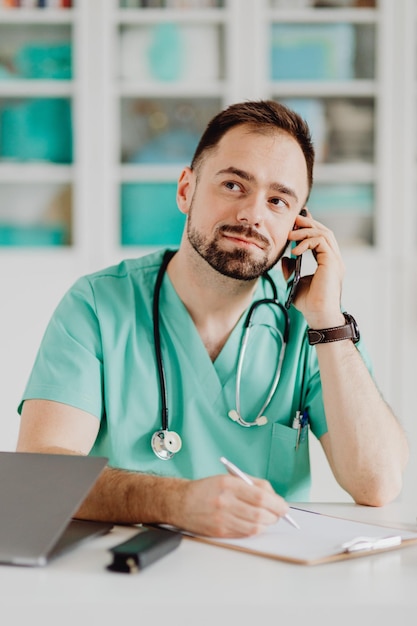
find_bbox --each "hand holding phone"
[285,208,307,310]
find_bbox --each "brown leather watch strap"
[307,312,360,345]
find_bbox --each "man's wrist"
[306,312,345,330]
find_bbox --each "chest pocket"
[266,421,310,500]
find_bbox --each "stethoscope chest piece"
[151,429,182,460]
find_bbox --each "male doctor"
[16,100,408,538]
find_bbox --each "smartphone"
[285,208,307,310]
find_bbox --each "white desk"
[1,501,416,626]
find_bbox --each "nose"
[236,193,265,227]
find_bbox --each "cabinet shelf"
[268,80,376,97]
[267,8,378,24]
[0,8,76,25]
[0,163,73,183]
[314,162,375,184]
[118,81,226,98]
[115,7,228,24]
[119,163,183,182]
[0,80,74,97]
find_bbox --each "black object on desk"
[107,526,182,573]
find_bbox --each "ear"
[176,166,195,215]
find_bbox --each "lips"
[219,225,269,250]
[225,234,263,249]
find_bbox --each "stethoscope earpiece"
[228,409,240,423]
[228,410,268,428]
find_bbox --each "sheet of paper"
[187,507,417,564]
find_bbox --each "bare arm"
[284,211,409,505]
[317,340,408,505]
[17,399,290,537]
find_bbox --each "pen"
[219,456,300,530]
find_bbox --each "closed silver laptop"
[0,451,113,566]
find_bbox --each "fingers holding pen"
[180,474,289,538]
[218,475,289,537]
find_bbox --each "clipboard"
[183,507,417,565]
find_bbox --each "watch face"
[353,319,360,343]
[344,313,360,343]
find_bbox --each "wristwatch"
[307,312,360,345]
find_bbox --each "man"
[16,100,408,538]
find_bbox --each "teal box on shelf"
[0,224,68,247]
[121,182,185,246]
[15,43,72,80]
[0,98,73,163]
[270,23,355,81]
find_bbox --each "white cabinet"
[0,0,389,260]
[0,0,414,502]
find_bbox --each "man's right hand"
[174,474,290,538]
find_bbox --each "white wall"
[0,255,86,451]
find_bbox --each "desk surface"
[1,501,416,626]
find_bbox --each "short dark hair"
[191,99,315,193]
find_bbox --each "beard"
[187,210,286,281]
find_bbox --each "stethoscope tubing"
[152,250,176,432]
[234,276,290,427]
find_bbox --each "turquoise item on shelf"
[271,23,355,81]
[15,43,72,80]
[130,128,200,164]
[0,98,73,163]
[148,23,182,81]
[308,184,373,214]
[121,183,185,246]
[0,224,67,247]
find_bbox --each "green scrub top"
[18,249,370,501]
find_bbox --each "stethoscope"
[150,250,290,460]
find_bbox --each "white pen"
[220,456,300,530]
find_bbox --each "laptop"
[0,451,113,566]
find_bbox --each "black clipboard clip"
[107,526,182,573]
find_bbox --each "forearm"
[75,466,189,526]
[317,341,409,506]
[17,438,189,527]
[75,466,291,538]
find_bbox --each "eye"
[223,180,242,192]
[269,197,288,210]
